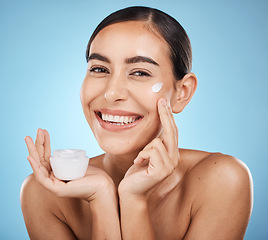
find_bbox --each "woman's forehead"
[89,21,170,63]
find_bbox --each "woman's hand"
[118,98,179,198]
[24,129,121,240]
[25,129,116,202]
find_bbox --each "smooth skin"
[21,21,253,240]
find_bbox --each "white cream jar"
[50,149,89,181]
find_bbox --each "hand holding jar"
[24,129,116,202]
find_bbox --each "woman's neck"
[103,151,140,188]
[100,150,187,200]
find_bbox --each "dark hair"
[86,6,192,80]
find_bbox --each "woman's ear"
[171,73,197,113]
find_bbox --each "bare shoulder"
[21,173,57,206]
[180,148,252,186]
[180,150,253,239]
[186,151,253,192]
[20,174,77,239]
[20,173,67,222]
[21,173,49,206]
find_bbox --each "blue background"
[1,0,267,239]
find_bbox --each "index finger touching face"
[157,98,178,155]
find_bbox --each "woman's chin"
[98,141,141,157]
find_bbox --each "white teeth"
[114,115,120,122]
[119,116,124,123]
[101,113,139,125]
[108,115,113,122]
[124,116,129,123]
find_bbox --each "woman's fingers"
[25,145,65,194]
[32,128,52,171]
[43,129,52,171]
[135,139,175,178]
[25,136,41,168]
[43,129,51,161]
[27,155,48,180]
[120,99,180,195]
[133,98,179,178]
[27,155,40,172]
[25,133,51,182]
[165,101,178,146]
[35,129,45,162]
[26,147,65,194]
[157,98,179,163]
[143,138,177,167]
[135,147,165,177]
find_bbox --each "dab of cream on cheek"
[152,82,163,93]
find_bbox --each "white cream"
[152,82,163,93]
[50,149,89,181]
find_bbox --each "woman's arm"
[90,185,121,240]
[119,194,155,239]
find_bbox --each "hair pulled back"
[86,6,192,80]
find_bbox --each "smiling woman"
[20,6,253,240]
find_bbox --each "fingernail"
[167,100,171,108]
[161,98,166,106]
[27,156,32,163]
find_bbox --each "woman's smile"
[95,109,144,131]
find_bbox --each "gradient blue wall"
[1,0,267,239]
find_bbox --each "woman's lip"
[95,111,143,131]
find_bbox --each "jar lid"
[53,149,86,158]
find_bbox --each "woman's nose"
[104,74,128,103]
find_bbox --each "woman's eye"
[131,71,151,77]
[89,67,109,73]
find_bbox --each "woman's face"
[81,21,178,155]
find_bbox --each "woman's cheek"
[131,81,172,107]
[80,80,87,104]
[128,82,169,120]
[146,81,173,104]
[80,77,105,105]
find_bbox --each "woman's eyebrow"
[125,56,159,66]
[87,53,110,63]
[87,53,159,66]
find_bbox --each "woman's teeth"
[101,113,138,125]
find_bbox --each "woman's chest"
[59,198,92,240]
[61,184,192,240]
[148,189,192,240]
